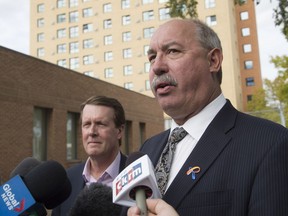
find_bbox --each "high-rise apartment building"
[30,0,262,112]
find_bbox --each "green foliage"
[274,0,288,41]
[166,0,198,19]
[248,55,288,127]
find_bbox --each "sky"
[0,0,287,81]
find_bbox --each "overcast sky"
[0,0,287,80]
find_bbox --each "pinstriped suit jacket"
[140,100,288,216]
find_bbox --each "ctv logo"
[116,163,142,195]
[1,183,25,212]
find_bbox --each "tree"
[247,55,288,126]
[166,0,198,18]
[167,0,288,41]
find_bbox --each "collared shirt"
[166,93,226,190]
[82,151,121,188]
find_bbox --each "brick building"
[0,46,164,183]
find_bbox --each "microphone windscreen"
[69,183,121,216]
[125,151,146,167]
[23,160,70,202]
[10,157,42,178]
[43,177,72,209]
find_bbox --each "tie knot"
[169,127,187,144]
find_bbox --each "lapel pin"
[186,166,201,180]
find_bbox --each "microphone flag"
[0,175,36,215]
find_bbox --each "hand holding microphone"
[128,199,179,216]
[112,152,161,216]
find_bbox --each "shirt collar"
[82,151,121,184]
[171,93,226,141]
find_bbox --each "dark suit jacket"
[52,152,127,216]
[121,100,288,216]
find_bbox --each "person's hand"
[127,199,179,216]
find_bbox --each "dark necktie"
[155,127,188,195]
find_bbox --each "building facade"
[0,46,164,183]
[30,0,262,112]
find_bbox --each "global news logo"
[1,183,25,212]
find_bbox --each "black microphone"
[10,157,42,179]
[9,157,47,216]
[69,183,122,216]
[1,159,71,215]
[113,152,161,216]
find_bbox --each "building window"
[243,44,252,53]
[122,15,131,25]
[205,0,216,8]
[159,8,170,20]
[144,45,149,56]
[123,48,132,58]
[84,71,94,77]
[143,27,154,38]
[83,8,93,17]
[69,11,79,22]
[83,55,94,65]
[104,68,113,78]
[57,28,66,38]
[247,94,253,101]
[104,35,113,45]
[244,60,253,69]
[57,43,67,53]
[69,0,78,7]
[240,11,249,20]
[37,4,45,13]
[104,51,113,61]
[123,65,133,76]
[145,80,151,90]
[66,112,78,160]
[103,3,112,12]
[83,23,93,33]
[143,10,154,21]
[206,15,217,26]
[57,0,66,8]
[70,57,79,69]
[57,13,66,23]
[104,19,112,29]
[33,107,48,161]
[83,39,93,49]
[37,33,44,42]
[246,77,255,86]
[37,48,44,57]
[69,26,79,38]
[122,31,131,42]
[124,82,134,90]
[57,59,67,68]
[241,27,250,36]
[37,18,44,27]
[70,41,79,53]
[144,62,150,73]
[122,0,130,9]
[143,0,153,4]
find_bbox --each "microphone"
[69,183,122,216]
[112,152,161,215]
[9,157,46,216]
[10,157,42,179]
[0,160,71,215]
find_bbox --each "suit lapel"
[164,101,237,208]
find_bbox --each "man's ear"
[208,48,223,73]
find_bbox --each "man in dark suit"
[127,19,288,216]
[52,96,127,216]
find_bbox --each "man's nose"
[151,55,169,76]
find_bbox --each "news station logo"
[1,183,25,211]
[0,175,35,215]
[115,163,142,195]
